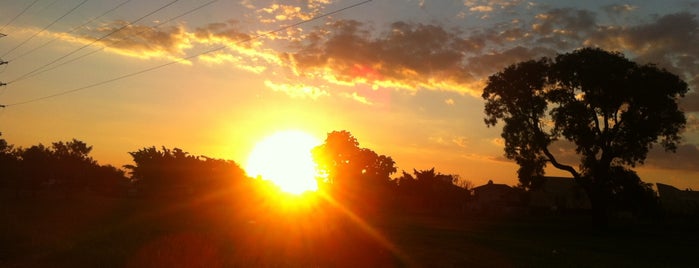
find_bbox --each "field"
[1,190,697,267]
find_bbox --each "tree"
[395,168,469,214]
[124,146,246,197]
[17,144,53,192]
[0,132,20,189]
[482,47,687,215]
[312,130,397,211]
[50,139,97,193]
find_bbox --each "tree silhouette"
[482,48,687,217]
[312,130,397,213]
[50,139,97,194]
[16,144,53,194]
[125,146,246,197]
[0,132,20,190]
[0,138,128,196]
[396,168,469,215]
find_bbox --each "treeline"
[0,137,127,197]
[0,131,473,216]
[313,130,471,216]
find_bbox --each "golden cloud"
[470,6,494,13]
[263,80,329,99]
[255,1,331,25]
[79,21,191,60]
[339,91,373,105]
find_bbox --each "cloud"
[464,45,556,79]
[612,12,698,56]
[532,8,598,48]
[75,19,283,72]
[601,4,638,16]
[259,4,313,22]
[255,0,331,25]
[464,0,524,11]
[681,93,699,112]
[646,144,699,171]
[428,135,470,149]
[470,6,494,13]
[283,20,483,94]
[585,13,699,78]
[263,80,329,99]
[193,20,254,46]
[452,136,469,148]
[80,21,191,60]
[689,113,699,129]
[339,91,373,105]
[71,5,699,108]
[191,21,285,72]
[490,138,505,147]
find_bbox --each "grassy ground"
[1,190,697,267]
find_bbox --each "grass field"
[1,190,697,267]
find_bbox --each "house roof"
[657,183,699,200]
[473,180,512,192]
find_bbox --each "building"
[470,180,523,214]
[656,183,699,216]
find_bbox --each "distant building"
[656,183,699,216]
[470,180,523,214]
[529,177,591,211]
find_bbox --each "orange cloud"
[193,20,255,46]
[79,21,191,60]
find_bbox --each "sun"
[246,130,322,194]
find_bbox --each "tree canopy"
[0,138,127,195]
[124,146,246,196]
[482,47,687,211]
[312,130,397,187]
[312,130,397,212]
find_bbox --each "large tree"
[482,48,687,213]
[312,130,397,211]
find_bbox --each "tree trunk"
[586,165,613,228]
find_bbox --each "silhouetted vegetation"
[124,146,247,198]
[2,127,698,267]
[312,130,397,215]
[2,45,697,267]
[395,168,470,215]
[483,47,688,220]
[0,136,128,197]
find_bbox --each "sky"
[0,0,697,189]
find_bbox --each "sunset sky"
[1,0,697,189]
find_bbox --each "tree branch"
[542,145,580,179]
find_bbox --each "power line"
[3,0,374,107]
[1,0,90,58]
[6,0,181,84]
[7,0,134,63]
[0,0,42,32]
[9,0,217,82]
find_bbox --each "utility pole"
[1,33,6,108]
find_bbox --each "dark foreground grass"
[2,191,697,267]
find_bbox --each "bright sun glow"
[246,130,321,194]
